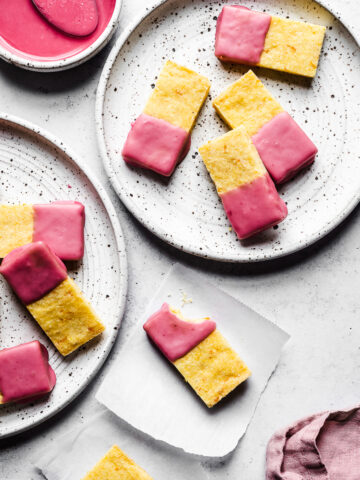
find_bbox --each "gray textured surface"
[1,0,360,478]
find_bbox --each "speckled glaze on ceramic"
[0,114,128,439]
[0,0,122,72]
[96,0,360,262]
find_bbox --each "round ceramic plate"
[0,114,127,439]
[96,0,360,262]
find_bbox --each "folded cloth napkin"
[266,405,360,480]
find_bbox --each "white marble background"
[1,0,360,478]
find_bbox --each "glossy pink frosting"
[215,5,271,64]
[122,113,190,177]
[220,173,288,239]
[0,340,56,404]
[33,201,85,261]
[32,0,99,37]
[0,0,115,61]
[143,303,216,362]
[252,112,318,184]
[0,242,67,305]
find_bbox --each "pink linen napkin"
[266,406,360,480]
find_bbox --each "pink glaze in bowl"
[0,0,122,71]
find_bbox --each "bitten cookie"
[144,303,251,407]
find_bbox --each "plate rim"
[95,0,360,263]
[0,112,128,439]
[0,0,123,72]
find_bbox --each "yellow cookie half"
[27,277,105,356]
[213,70,283,136]
[0,205,34,258]
[82,445,153,480]
[144,60,210,132]
[199,126,266,194]
[174,329,251,408]
[258,16,326,77]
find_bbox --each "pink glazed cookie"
[215,5,326,78]
[122,61,210,176]
[199,127,287,240]
[0,201,85,261]
[0,241,105,357]
[0,341,56,404]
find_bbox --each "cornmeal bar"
[122,60,210,176]
[199,127,287,239]
[0,205,33,258]
[0,242,104,356]
[215,5,326,77]
[144,303,251,408]
[213,70,318,183]
[0,201,85,260]
[0,340,56,404]
[82,445,153,480]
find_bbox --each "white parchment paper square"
[96,264,289,457]
[34,407,207,480]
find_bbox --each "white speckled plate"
[0,114,127,439]
[96,0,360,262]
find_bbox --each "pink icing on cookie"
[122,113,190,177]
[33,201,85,261]
[0,341,56,404]
[32,0,99,37]
[143,303,216,362]
[220,173,288,239]
[215,5,271,64]
[252,112,318,184]
[0,242,67,305]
